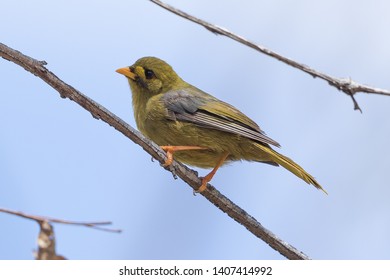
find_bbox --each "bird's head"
[116,56,182,96]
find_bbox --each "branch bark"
[149,0,390,112]
[1,42,309,260]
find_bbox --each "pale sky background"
[1,0,390,260]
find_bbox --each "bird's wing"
[162,87,280,147]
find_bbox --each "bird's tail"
[254,143,327,194]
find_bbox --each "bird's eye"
[144,69,155,79]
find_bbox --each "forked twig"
[0,207,120,259]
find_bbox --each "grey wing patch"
[162,89,205,115]
[162,90,280,148]
[178,110,281,147]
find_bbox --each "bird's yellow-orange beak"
[116,67,137,80]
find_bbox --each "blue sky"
[1,0,390,259]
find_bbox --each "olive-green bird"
[116,57,325,194]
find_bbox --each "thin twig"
[0,207,121,233]
[0,207,120,259]
[1,42,309,259]
[149,0,390,112]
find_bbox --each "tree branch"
[149,0,390,113]
[0,207,121,233]
[0,207,121,259]
[1,42,308,259]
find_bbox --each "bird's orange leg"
[197,152,230,193]
[160,146,209,167]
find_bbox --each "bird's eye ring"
[144,69,155,79]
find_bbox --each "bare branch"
[1,42,309,259]
[0,207,121,233]
[0,207,120,259]
[149,0,390,112]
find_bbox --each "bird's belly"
[142,118,274,168]
[141,120,232,168]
